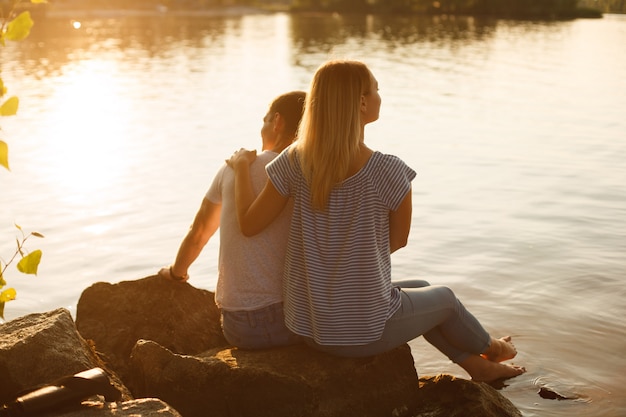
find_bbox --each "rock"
[51,398,182,416]
[75,275,227,382]
[538,386,578,401]
[412,374,522,417]
[0,308,131,407]
[129,340,420,417]
[62,275,523,417]
[0,309,178,416]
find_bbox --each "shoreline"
[22,4,603,20]
[24,5,273,19]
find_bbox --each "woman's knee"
[396,284,457,314]
[394,278,431,288]
[435,285,458,303]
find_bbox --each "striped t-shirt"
[266,149,416,345]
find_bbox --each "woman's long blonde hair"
[291,60,372,211]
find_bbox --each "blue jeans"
[304,279,491,363]
[221,302,301,349]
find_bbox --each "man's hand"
[158,266,189,283]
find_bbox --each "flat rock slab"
[129,340,420,417]
[44,398,182,417]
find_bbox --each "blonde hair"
[292,60,372,211]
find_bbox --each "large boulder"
[0,308,131,407]
[0,309,180,416]
[129,340,420,417]
[75,275,227,382]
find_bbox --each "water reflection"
[11,11,574,80]
[39,60,133,199]
[14,15,249,76]
[287,13,573,49]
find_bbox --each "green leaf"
[0,140,8,171]
[0,288,16,302]
[5,11,34,42]
[0,96,19,116]
[17,250,42,275]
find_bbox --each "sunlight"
[37,60,133,206]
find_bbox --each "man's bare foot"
[481,336,517,363]
[459,354,526,383]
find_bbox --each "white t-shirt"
[206,150,292,311]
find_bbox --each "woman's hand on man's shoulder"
[226,148,257,170]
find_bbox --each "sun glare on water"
[35,60,134,207]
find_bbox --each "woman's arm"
[230,150,289,237]
[389,187,412,253]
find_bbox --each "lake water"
[1,9,625,417]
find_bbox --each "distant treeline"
[289,0,603,17]
[34,0,611,17]
[578,0,625,13]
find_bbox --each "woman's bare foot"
[459,354,526,383]
[481,336,517,363]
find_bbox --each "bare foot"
[459,354,526,383]
[481,336,517,363]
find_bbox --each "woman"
[229,61,525,382]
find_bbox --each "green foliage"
[3,10,34,42]
[0,225,44,319]
[0,96,19,116]
[579,0,625,13]
[0,0,47,320]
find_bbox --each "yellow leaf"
[31,0,48,3]
[0,140,8,171]
[0,269,5,287]
[5,12,34,42]
[17,250,42,275]
[32,232,45,238]
[0,288,16,302]
[0,96,19,116]
[0,78,6,96]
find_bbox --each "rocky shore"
[0,275,522,416]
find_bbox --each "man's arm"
[162,198,221,281]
